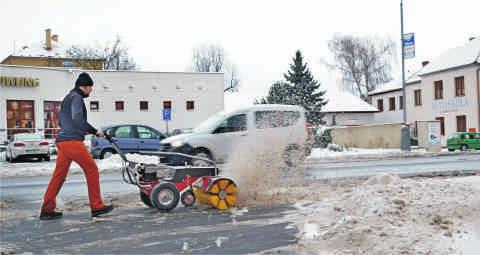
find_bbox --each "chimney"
[51,34,59,42]
[422,61,430,67]
[45,28,52,50]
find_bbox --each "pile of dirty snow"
[308,147,407,159]
[274,174,480,255]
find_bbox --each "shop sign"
[432,98,468,113]
[0,76,39,87]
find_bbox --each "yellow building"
[1,29,105,70]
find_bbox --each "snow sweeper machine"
[104,134,238,211]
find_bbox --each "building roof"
[15,40,69,58]
[323,90,378,113]
[419,37,480,76]
[367,70,422,96]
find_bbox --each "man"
[40,72,113,220]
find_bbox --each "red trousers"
[41,141,105,212]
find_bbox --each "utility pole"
[400,0,411,151]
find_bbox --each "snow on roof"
[15,40,69,58]
[368,80,402,96]
[323,90,378,113]
[419,37,480,76]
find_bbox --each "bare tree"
[66,35,136,70]
[191,43,240,92]
[327,34,395,101]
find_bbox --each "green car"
[447,132,480,151]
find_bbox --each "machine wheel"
[181,190,196,207]
[460,145,468,151]
[191,148,212,166]
[283,144,305,167]
[150,182,180,211]
[100,149,116,159]
[140,191,154,208]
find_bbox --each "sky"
[1,0,479,105]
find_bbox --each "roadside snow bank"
[308,147,406,159]
[275,174,480,255]
[0,154,160,178]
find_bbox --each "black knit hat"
[75,72,94,87]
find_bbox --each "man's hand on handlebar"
[96,130,105,137]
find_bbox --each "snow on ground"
[259,174,480,255]
[0,154,160,178]
[308,147,404,159]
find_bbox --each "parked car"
[160,104,312,166]
[90,124,167,159]
[6,133,51,162]
[447,132,480,151]
[169,128,193,137]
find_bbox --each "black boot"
[40,211,63,220]
[91,205,114,217]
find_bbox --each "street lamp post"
[400,0,411,151]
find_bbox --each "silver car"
[6,133,51,163]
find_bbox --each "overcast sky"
[1,0,478,104]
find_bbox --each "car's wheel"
[44,155,51,161]
[191,148,212,167]
[460,144,468,151]
[181,190,196,207]
[100,149,116,159]
[283,144,305,167]
[150,182,180,212]
[448,149,455,152]
[140,191,154,208]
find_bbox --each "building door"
[44,101,61,139]
[6,100,35,139]
[456,115,466,132]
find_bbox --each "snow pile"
[0,153,160,178]
[277,174,480,254]
[308,147,406,159]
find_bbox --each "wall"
[323,112,375,126]
[0,65,224,139]
[1,56,104,70]
[370,89,403,124]
[331,123,403,148]
[406,65,479,145]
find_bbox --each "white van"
[160,104,312,166]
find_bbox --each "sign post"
[163,108,171,134]
[400,0,411,151]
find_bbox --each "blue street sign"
[163,108,171,121]
[403,33,415,59]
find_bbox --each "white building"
[369,37,480,145]
[0,65,224,140]
[323,90,378,126]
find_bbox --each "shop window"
[140,101,149,111]
[90,101,99,111]
[186,101,195,111]
[414,90,422,106]
[6,100,35,138]
[455,76,465,97]
[377,99,384,112]
[399,96,404,110]
[44,101,61,139]
[435,117,445,136]
[434,80,443,100]
[115,101,124,111]
[389,97,396,111]
[456,115,466,132]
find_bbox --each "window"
[163,101,172,109]
[186,101,195,111]
[113,125,135,138]
[434,80,443,100]
[455,76,465,97]
[255,111,301,129]
[389,97,396,111]
[115,101,124,111]
[140,101,149,111]
[414,90,422,106]
[456,115,466,132]
[377,99,384,112]
[6,100,35,139]
[399,96,404,110]
[137,126,164,139]
[214,114,247,134]
[435,117,445,136]
[44,101,61,139]
[90,101,99,111]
